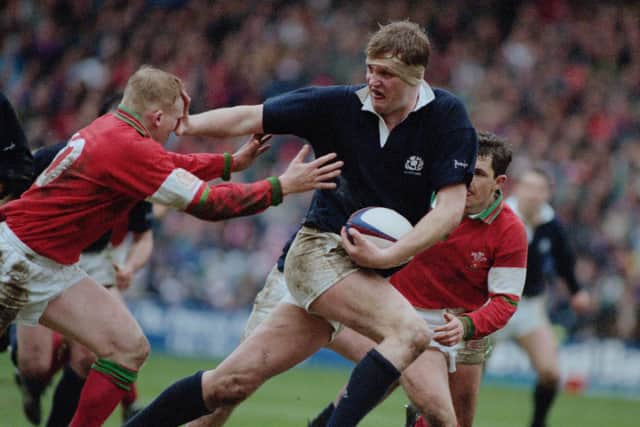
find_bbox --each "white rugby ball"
[345,207,413,248]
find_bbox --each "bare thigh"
[310,270,430,369]
[17,323,54,378]
[201,303,333,409]
[39,277,148,369]
[517,324,560,385]
[327,326,376,363]
[449,363,483,427]
[401,348,457,427]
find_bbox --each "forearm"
[387,186,466,265]
[168,152,233,181]
[123,230,154,273]
[460,294,519,339]
[185,178,282,221]
[462,266,527,339]
[182,105,264,138]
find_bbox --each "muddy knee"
[399,320,432,359]
[203,372,263,409]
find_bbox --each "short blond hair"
[122,66,183,115]
[366,21,431,69]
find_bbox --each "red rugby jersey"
[1,108,274,264]
[391,194,527,339]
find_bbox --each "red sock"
[70,369,127,427]
[121,382,138,407]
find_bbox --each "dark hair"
[366,21,431,68]
[477,131,512,176]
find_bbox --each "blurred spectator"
[1,0,638,343]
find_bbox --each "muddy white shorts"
[242,265,288,340]
[244,261,343,341]
[0,222,87,326]
[283,226,359,310]
[491,294,549,341]
[79,248,116,288]
[417,308,492,372]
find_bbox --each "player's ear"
[150,110,163,127]
[495,174,507,189]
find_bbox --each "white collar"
[356,81,435,147]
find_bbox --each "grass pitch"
[0,353,637,426]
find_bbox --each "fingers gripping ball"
[345,207,413,248]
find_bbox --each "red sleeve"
[461,218,528,339]
[460,295,519,339]
[167,152,232,182]
[185,179,281,221]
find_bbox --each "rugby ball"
[345,207,413,248]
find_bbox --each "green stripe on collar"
[468,190,503,224]
[115,105,149,137]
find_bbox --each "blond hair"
[366,21,431,69]
[122,66,183,115]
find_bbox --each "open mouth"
[370,88,385,100]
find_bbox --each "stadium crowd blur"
[1,0,638,343]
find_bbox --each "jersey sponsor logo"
[454,159,469,169]
[470,251,488,269]
[404,155,424,176]
[2,142,16,152]
[35,136,85,187]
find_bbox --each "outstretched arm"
[177,105,264,139]
[148,145,342,222]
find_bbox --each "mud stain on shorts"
[0,258,30,331]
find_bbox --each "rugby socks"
[326,349,400,427]
[530,382,558,427]
[123,371,209,427]
[308,402,335,427]
[70,358,137,427]
[122,382,138,408]
[46,366,84,427]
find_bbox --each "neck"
[382,91,419,130]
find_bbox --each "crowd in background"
[1,0,638,343]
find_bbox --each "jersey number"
[35,135,86,187]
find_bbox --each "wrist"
[458,315,475,340]
[223,152,232,180]
[267,176,283,205]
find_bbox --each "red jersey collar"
[114,105,150,137]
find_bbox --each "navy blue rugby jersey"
[263,84,477,233]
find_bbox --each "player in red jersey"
[0,65,342,427]
[302,131,528,427]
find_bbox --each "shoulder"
[33,142,68,176]
[495,205,528,241]
[431,88,466,111]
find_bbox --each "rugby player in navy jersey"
[0,66,342,427]
[125,21,477,427]
[495,168,591,427]
[0,92,34,353]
